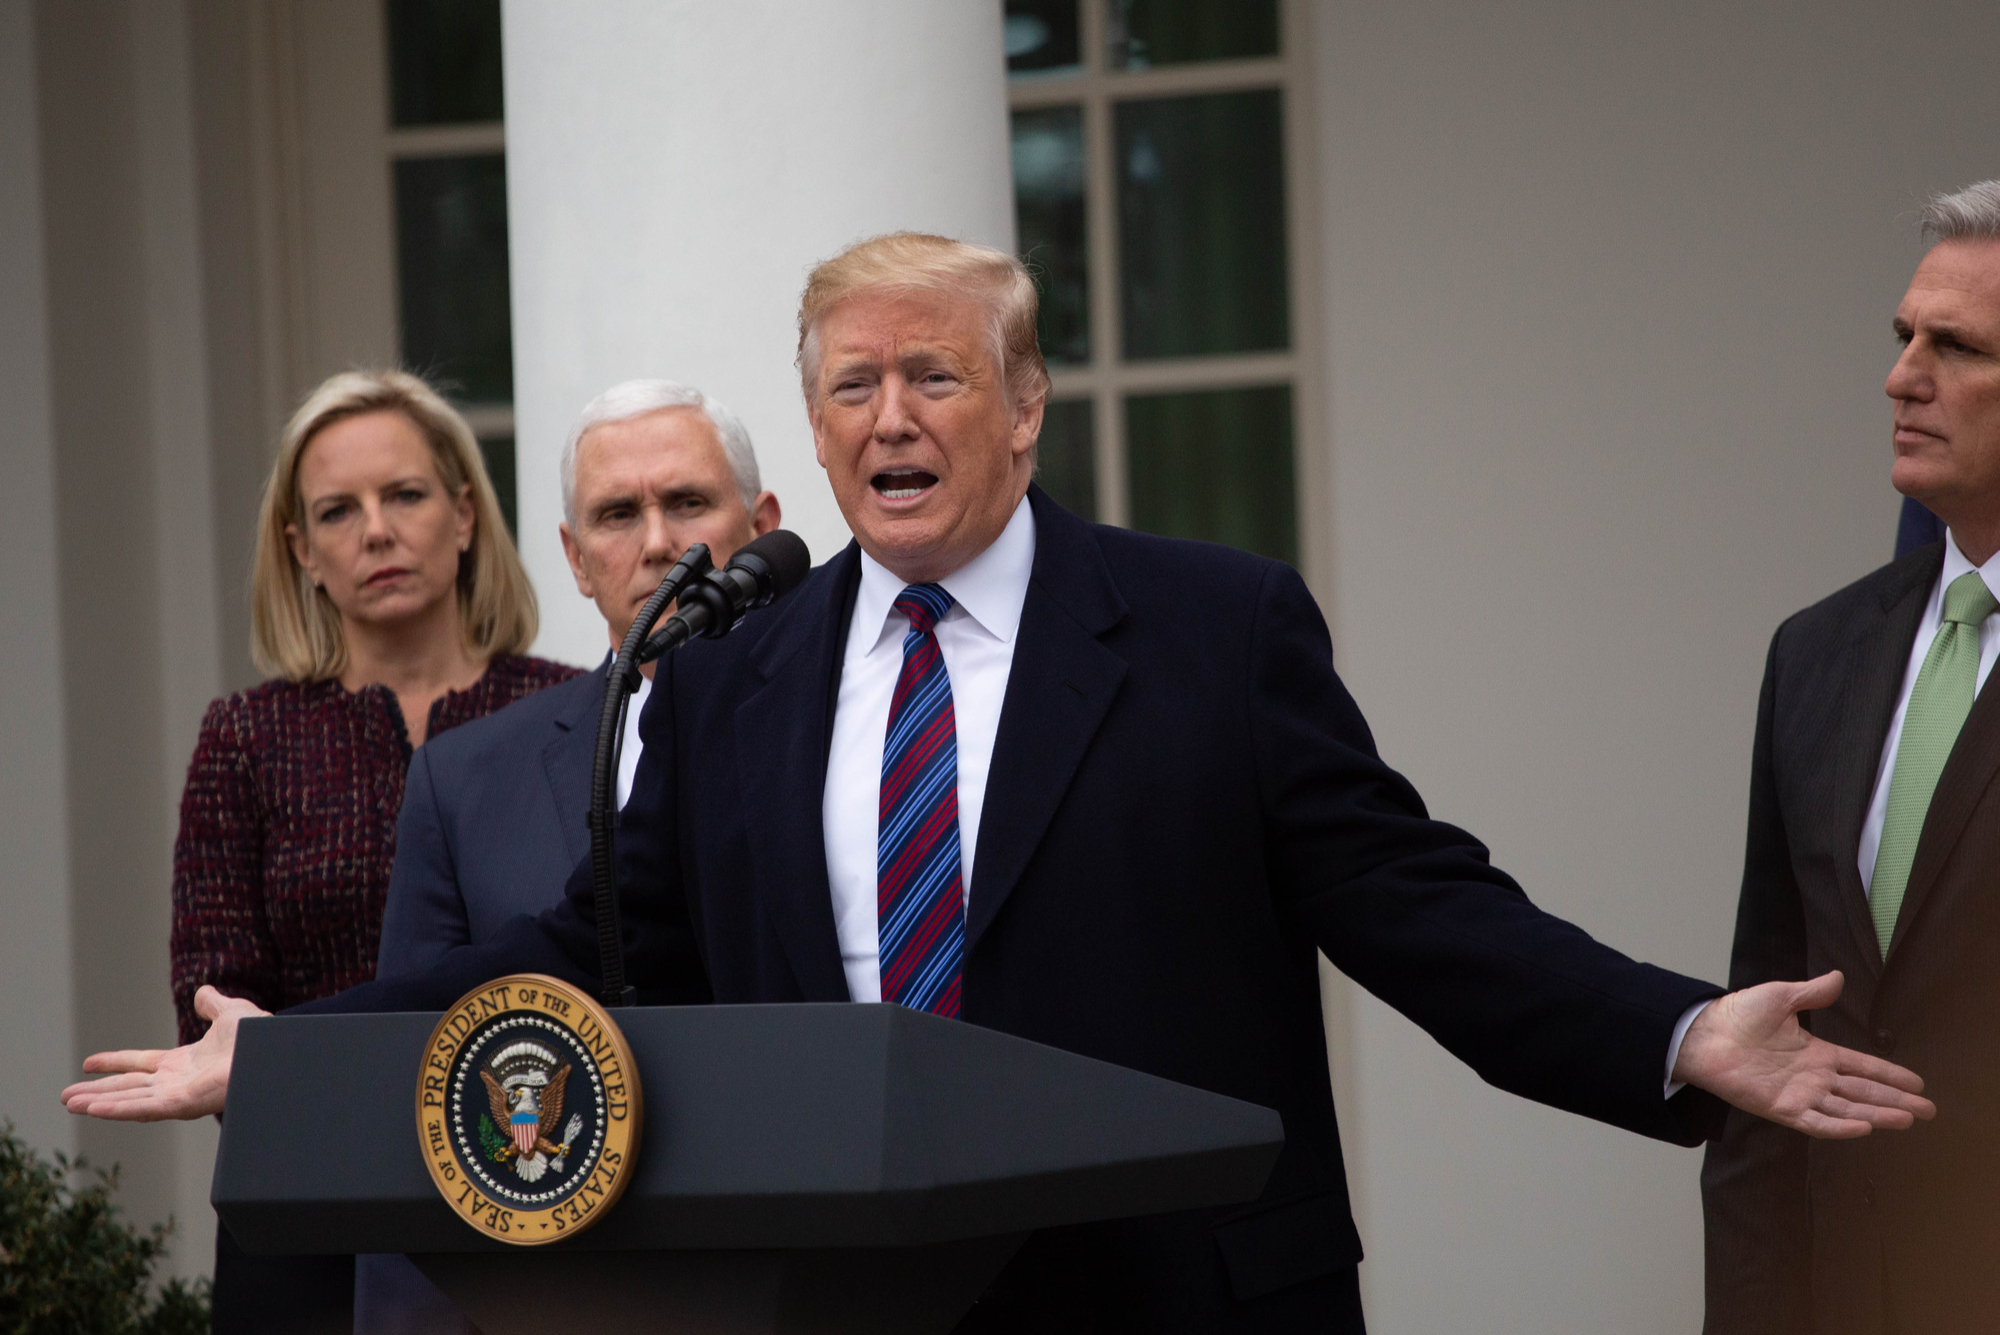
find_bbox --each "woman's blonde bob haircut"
[795,232,1050,412]
[250,369,538,682]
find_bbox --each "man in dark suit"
[353,380,780,1333]
[376,379,780,977]
[1703,183,2000,1333]
[68,234,1933,1332]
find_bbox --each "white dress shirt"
[1857,531,2000,895]
[617,669,650,811]
[821,497,1036,1003]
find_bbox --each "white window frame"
[1007,0,1324,585]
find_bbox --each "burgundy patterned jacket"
[169,655,580,1043]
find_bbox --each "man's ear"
[559,522,594,597]
[1011,392,1047,460]
[751,492,782,537]
[807,399,832,470]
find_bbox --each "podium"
[213,1003,1283,1333]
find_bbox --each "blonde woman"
[170,370,577,1040]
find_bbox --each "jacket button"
[1872,1029,1894,1055]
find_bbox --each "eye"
[316,501,350,523]
[394,486,426,503]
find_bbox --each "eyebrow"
[586,484,718,517]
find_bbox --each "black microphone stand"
[587,544,712,1006]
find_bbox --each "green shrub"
[0,1122,210,1335]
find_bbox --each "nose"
[1887,341,1931,404]
[639,504,678,566]
[359,497,394,547]
[873,376,921,443]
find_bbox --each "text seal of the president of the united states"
[417,974,642,1245]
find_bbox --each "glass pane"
[395,153,513,402]
[1117,90,1288,360]
[1126,384,1295,564]
[1012,106,1090,366]
[388,0,504,126]
[1005,0,1082,76]
[1106,0,1280,69]
[477,434,516,537]
[1035,398,1097,519]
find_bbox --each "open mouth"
[871,468,938,501]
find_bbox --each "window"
[1006,0,1308,566]
[385,0,517,532]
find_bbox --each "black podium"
[213,1003,1283,1333]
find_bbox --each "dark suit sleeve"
[1700,627,1813,1335]
[290,655,711,1016]
[1248,563,1726,1144]
[375,748,472,980]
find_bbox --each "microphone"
[637,529,810,663]
[586,530,809,1007]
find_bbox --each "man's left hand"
[1674,970,1935,1138]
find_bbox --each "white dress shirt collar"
[1936,527,2000,603]
[847,494,1036,661]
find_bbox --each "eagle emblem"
[478,1040,585,1182]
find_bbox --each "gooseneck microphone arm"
[585,530,812,1008]
[588,544,712,1007]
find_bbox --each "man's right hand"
[61,985,266,1122]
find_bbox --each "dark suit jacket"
[315,489,1724,1332]
[1703,541,2000,1334]
[376,661,609,978]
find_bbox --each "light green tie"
[1871,570,2000,956]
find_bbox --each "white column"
[0,0,78,1165]
[501,0,1014,663]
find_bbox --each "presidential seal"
[416,974,641,1245]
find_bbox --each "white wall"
[501,0,1015,665]
[1311,2,2000,1328]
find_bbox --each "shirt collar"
[1940,528,2000,606]
[848,495,1037,661]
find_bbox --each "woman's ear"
[455,484,475,553]
[286,522,319,587]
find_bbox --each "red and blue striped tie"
[877,583,963,1018]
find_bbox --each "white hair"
[1921,180,2000,247]
[560,379,762,525]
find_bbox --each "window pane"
[1035,398,1097,519]
[394,153,513,402]
[1116,90,1289,360]
[477,434,516,537]
[388,0,504,126]
[1012,106,1090,366]
[1106,0,1280,69]
[1005,0,1082,76]
[1126,384,1295,564]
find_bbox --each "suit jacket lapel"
[964,488,1128,954]
[1830,550,1939,973]
[545,658,611,868]
[733,545,861,1002]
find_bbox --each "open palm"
[1673,971,1935,1139]
[60,985,268,1122]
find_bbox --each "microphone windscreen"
[734,529,811,597]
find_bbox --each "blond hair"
[796,232,1050,412]
[250,370,538,681]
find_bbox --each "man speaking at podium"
[69,233,1933,1332]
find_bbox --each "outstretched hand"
[1673,970,1935,1139]
[61,986,266,1122]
